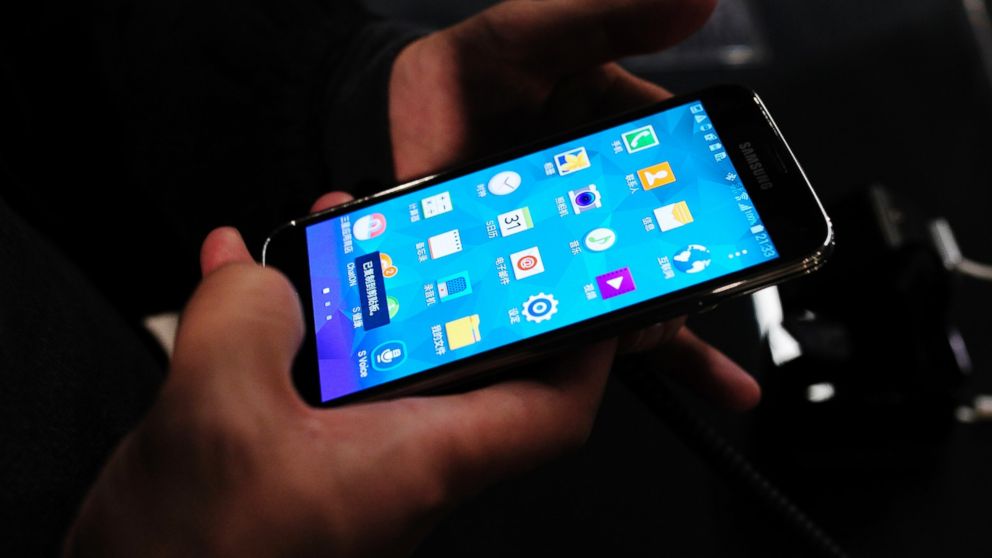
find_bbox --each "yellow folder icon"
[445,314,482,350]
[653,200,694,232]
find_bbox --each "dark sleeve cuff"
[321,18,426,197]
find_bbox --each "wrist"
[62,415,320,557]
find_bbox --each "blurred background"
[368,0,992,556]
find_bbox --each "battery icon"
[750,225,765,234]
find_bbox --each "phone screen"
[305,100,779,402]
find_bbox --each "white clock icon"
[487,171,522,196]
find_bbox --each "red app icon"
[353,213,387,241]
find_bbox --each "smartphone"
[263,85,833,407]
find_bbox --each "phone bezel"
[264,84,833,407]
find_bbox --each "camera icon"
[568,184,602,214]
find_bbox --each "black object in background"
[763,184,967,444]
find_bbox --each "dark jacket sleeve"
[321,16,427,193]
[0,3,426,551]
[0,0,424,314]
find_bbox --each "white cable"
[957,258,992,282]
[751,286,803,366]
[928,218,992,283]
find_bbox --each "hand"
[389,0,717,180]
[65,187,753,558]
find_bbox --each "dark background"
[368,1,992,556]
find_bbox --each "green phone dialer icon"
[621,125,659,154]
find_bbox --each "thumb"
[200,226,254,276]
[172,236,305,400]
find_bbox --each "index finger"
[310,191,354,214]
[452,0,716,79]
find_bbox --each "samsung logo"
[738,142,774,190]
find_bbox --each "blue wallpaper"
[306,100,778,402]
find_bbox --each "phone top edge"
[271,84,764,234]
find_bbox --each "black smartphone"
[263,85,833,407]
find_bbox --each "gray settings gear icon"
[522,292,559,323]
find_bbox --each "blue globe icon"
[672,244,712,274]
